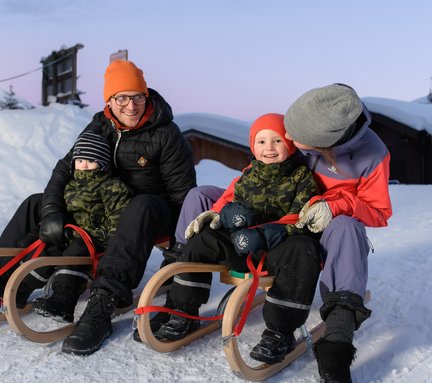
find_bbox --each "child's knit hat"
[249,113,297,157]
[103,60,149,102]
[72,131,111,171]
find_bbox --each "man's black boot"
[61,288,117,356]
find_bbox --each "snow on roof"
[363,97,432,135]
[174,112,250,147]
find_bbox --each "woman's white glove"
[295,201,333,233]
[185,210,221,239]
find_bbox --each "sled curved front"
[136,262,227,352]
[0,249,32,321]
[222,275,289,381]
[3,256,93,343]
[222,283,372,381]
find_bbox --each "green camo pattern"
[64,170,132,246]
[234,158,318,236]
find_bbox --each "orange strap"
[134,252,267,338]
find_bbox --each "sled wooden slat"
[0,248,24,257]
[137,262,228,352]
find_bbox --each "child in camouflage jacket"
[156,113,321,364]
[31,131,132,322]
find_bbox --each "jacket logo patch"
[328,165,338,174]
[137,156,148,167]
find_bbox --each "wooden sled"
[136,262,268,352]
[222,287,371,381]
[136,259,372,381]
[1,239,171,344]
[136,262,227,352]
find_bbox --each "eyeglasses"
[111,94,147,106]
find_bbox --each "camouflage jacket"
[64,170,132,247]
[233,158,318,236]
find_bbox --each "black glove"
[260,224,288,249]
[220,202,255,233]
[231,224,288,256]
[39,212,66,246]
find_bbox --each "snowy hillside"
[0,104,431,382]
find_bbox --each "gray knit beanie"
[284,84,363,148]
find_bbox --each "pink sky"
[1,0,431,121]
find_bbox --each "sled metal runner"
[137,260,371,382]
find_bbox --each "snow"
[363,97,432,135]
[174,113,250,147]
[0,102,432,383]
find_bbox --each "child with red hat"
[156,113,321,364]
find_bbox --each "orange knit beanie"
[103,60,149,101]
[249,113,297,157]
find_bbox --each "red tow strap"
[0,240,46,277]
[64,224,100,276]
[134,252,267,337]
[232,252,266,336]
[0,224,99,278]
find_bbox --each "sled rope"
[134,252,267,338]
[0,224,99,278]
[64,224,101,276]
[231,252,266,337]
[0,240,46,277]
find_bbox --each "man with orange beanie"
[156,113,321,364]
[0,60,196,356]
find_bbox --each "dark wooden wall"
[370,113,432,184]
[183,131,251,171]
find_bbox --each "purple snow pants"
[174,185,225,244]
[176,186,370,301]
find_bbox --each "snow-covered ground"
[0,104,431,382]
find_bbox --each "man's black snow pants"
[0,193,173,307]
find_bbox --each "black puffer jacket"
[42,89,196,222]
